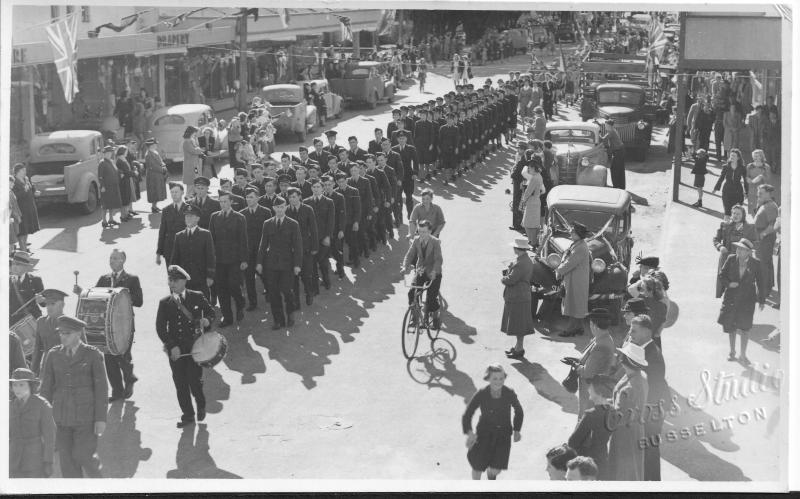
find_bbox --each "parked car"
[328,61,396,109]
[545,121,609,186]
[306,79,343,120]
[555,23,576,43]
[260,84,317,142]
[27,130,104,214]
[150,104,228,163]
[532,185,633,322]
[502,28,530,53]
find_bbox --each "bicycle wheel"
[402,306,421,359]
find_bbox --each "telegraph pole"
[238,8,249,111]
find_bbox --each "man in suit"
[347,136,368,163]
[392,131,419,218]
[256,197,303,329]
[308,138,333,173]
[9,251,45,325]
[347,163,375,259]
[381,138,405,227]
[73,249,143,401]
[275,153,297,183]
[438,112,460,184]
[40,316,108,477]
[258,177,281,211]
[401,220,443,327]
[285,188,319,306]
[414,109,437,180]
[629,315,670,481]
[240,188,272,310]
[157,183,189,268]
[368,128,384,155]
[155,265,215,428]
[323,129,345,158]
[187,176,220,230]
[336,172,362,268]
[209,192,249,327]
[305,179,336,291]
[219,178,246,212]
[365,155,391,246]
[575,308,617,417]
[32,288,67,375]
[171,204,216,300]
[291,166,313,199]
[375,152,398,240]
[324,175,348,278]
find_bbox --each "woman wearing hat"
[718,238,766,365]
[144,138,167,213]
[12,163,40,253]
[556,222,592,337]
[754,184,778,293]
[713,204,757,297]
[198,127,218,180]
[606,342,649,481]
[98,147,122,227]
[182,126,205,198]
[532,106,546,141]
[520,156,544,249]
[115,145,136,222]
[502,238,535,359]
[9,368,56,477]
[462,364,524,480]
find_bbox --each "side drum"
[76,287,133,355]
[191,332,228,368]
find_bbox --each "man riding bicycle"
[401,220,443,329]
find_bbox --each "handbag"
[562,364,579,393]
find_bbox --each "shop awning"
[134,47,188,58]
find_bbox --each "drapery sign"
[339,16,353,42]
[376,10,395,36]
[45,13,79,104]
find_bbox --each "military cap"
[55,316,87,334]
[249,163,263,170]
[102,145,116,153]
[144,137,158,146]
[263,176,276,184]
[168,181,184,191]
[636,256,660,268]
[400,106,408,111]
[334,172,348,181]
[298,146,308,153]
[313,138,323,145]
[193,176,211,186]
[391,109,401,115]
[235,168,249,177]
[244,188,260,197]
[41,288,68,301]
[272,196,287,206]
[325,130,338,137]
[280,152,291,160]
[278,175,292,184]
[167,265,191,281]
[184,204,202,217]
[395,130,408,138]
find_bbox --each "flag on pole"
[339,16,352,42]
[376,9,395,36]
[45,13,79,104]
[88,13,138,38]
[277,9,290,28]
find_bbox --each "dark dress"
[568,403,613,480]
[690,156,708,188]
[717,254,765,333]
[713,161,746,216]
[116,156,134,206]
[13,178,40,236]
[98,158,122,210]
[462,385,524,471]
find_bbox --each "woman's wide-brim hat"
[10,368,39,385]
[511,238,532,251]
[618,342,648,368]
[732,238,754,251]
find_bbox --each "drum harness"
[173,297,206,359]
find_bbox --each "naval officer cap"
[41,288,68,301]
[277,174,291,184]
[56,316,87,334]
[167,265,191,281]
[184,204,202,217]
[325,130,338,137]
[193,176,211,187]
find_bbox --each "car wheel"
[369,99,377,109]
[296,130,307,142]
[80,183,98,215]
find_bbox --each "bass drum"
[76,287,133,355]
[11,314,37,358]
[191,332,228,368]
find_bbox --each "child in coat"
[691,148,709,207]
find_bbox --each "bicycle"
[401,269,442,359]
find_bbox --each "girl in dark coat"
[502,239,535,359]
[689,148,708,207]
[462,364,523,480]
[718,238,765,365]
[98,146,122,227]
[11,163,39,252]
[9,368,56,478]
[116,146,135,221]
[712,148,746,220]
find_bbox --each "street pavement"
[22,63,780,483]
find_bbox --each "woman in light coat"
[607,343,649,481]
[181,125,204,198]
[745,149,771,216]
[555,222,591,337]
[143,138,167,213]
[520,159,544,249]
[722,102,743,154]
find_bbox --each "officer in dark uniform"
[291,166,313,199]
[247,164,268,196]
[438,113,460,184]
[347,163,375,259]
[296,146,319,171]
[31,288,67,375]
[375,152,398,240]
[323,130,345,158]
[258,177,281,211]
[347,136,368,163]
[365,155,391,246]
[40,316,107,476]
[392,131,419,218]
[360,161,381,251]
[380,138,405,227]
[9,251,44,325]
[74,249,142,401]
[231,168,251,198]
[187,177,220,230]
[209,191,249,327]
[401,106,416,140]
[308,139,333,173]
[305,179,336,292]
[368,128,384,155]
[275,153,297,183]
[285,187,319,307]
[386,109,402,141]
[155,265,215,428]
[323,175,347,278]
[219,178,246,212]
[390,119,415,147]
[256,197,303,329]
[414,109,436,181]
[157,182,188,268]
[336,172,362,268]
[171,204,216,300]
[240,188,272,310]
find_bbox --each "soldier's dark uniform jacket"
[285,203,319,255]
[337,184,361,226]
[155,289,215,354]
[157,202,188,266]
[347,177,374,218]
[40,343,108,426]
[187,195,221,230]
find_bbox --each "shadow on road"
[674,199,725,221]
[747,323,779,354]
[422,149,514,202]
[202,368,231,414]
[97,402,152,478]
[99,217,147,245]
[406,338,478,404]
[167,424,241,479]
[37,204,103,253]
[510,358,579,415]
[220,326,267,384]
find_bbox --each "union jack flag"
[45,13,79,104]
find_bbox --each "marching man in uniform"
[40,316,108,478]
[31,288,68,375]
[156,265,215,428]
[73,249,143,402]
[171,204,216,301]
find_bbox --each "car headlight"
[580,157,590,167]
[636,120,647,130]
[545,253,561,269]
[591,258,607,273]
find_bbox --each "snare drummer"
[156,265,215,428]
[74,249,143,402]
[32,289,68,375]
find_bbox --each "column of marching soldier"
[7,82,521,478]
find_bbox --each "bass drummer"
[74,249,143,402]
[156,265,214,428]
